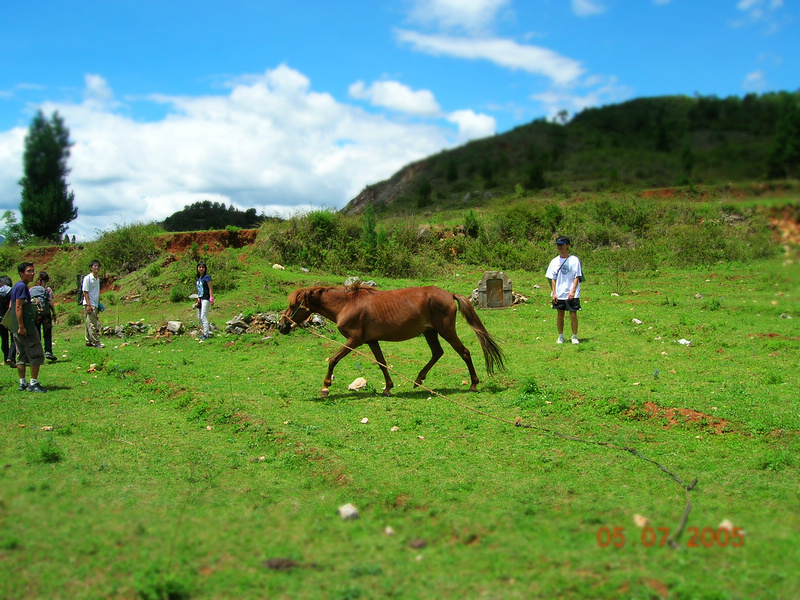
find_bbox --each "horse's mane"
[343,282,379,293]
[291,283,378,305]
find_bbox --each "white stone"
[338,503,359,520]
[348,377,367,391]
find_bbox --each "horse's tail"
[454,294,507,376]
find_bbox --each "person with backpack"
[194,262,214,341]
[81,260,105,348]
[31,271,57,361]
[0,274,14,366]
[9,262,47,392]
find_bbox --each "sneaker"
[94,342,105,348]
[86,342,93,347]
[27,382,48,393]
[199,335,207,341]
[46,352,57,361]
[17,382,28,391]
[6,359,15,368]
[571,336,580,345]
[557,335,565,344]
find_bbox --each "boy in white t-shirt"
[546,236,583,345]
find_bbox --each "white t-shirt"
[546,254,583,299]
[82,273,100,308]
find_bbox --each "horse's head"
[278,288,313,335]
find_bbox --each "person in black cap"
[546,236,583,344]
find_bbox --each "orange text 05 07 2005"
[596,526,744,548]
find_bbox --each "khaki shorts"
[14,332,45,366]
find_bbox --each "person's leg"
[570,311,579,336]
[42,320,53,355]
[21,334,47,391]
[200,299,210,337]
[14,334,27,388]
[556,309,565,343]
[84,307,93,345]
[0,326,9,362]
[86,309,101,346]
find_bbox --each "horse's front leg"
[414,330,444,389]
[321,342,357,398]
[367,341,394,396]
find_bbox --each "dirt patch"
[640,401,731,434]
[155,229,259,254]
[22,245,63,267]
[641,188,676,199]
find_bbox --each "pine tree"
[18,110,78,241]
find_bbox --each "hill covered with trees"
[162,200,265,232]
[344,92,800,216]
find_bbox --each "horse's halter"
[287,302,307,324]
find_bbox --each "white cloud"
[742,69,767,91]
[530,75,632,121]
[409,0,511,33]
[83,74,115,105]
[446,110,496,142]
[733,0,784,31]
[571,0,606,17]
[396,29,585,86]
[349,80,441,115]
[0,67,491,240]
[0,127,27,211]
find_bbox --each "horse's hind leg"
[438,329,480,392]
[367,341,394,396]
[414,330,445,389]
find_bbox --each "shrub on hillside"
[94,222,163,275]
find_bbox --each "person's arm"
[84,288,93,313]
[49,289,57,322]
[208,280,214,304]
[568,277,579,299]
[15,297,26,336]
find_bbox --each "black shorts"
[552,298,581,312]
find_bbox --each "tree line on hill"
[160,200,268,232]
[345,91,800,215]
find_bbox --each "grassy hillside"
[344,92,796,216]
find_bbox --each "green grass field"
[1,248,799,599]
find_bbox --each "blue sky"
[1,0,797,240]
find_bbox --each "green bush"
[94,222,163,276]
[170,286,189,303]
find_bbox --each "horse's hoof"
[320,388,330,398]
[382,390,392,397]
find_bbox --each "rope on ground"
[287,318,696,549]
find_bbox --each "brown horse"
[278,284,506,397]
